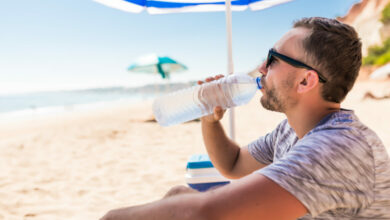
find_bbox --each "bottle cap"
[256,77,262,90]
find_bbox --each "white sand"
[0,80,389,220]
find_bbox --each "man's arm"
[202,173,307,220]
[100,173,308,220]
[199,75,266,179]
[202,117,266,179]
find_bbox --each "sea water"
[0,82,196,120]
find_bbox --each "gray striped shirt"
[248,109,390,219]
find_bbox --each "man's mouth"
[260,75,266,90]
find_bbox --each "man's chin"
[260,97,272,111]
[260,97,282,113]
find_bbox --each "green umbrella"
[128,54,187,79]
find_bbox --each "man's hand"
[197,74,226,123]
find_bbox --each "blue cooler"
[186,154,230,192]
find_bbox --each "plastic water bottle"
[152,73,262,127]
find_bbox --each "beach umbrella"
[93,0,294,140]
[128,54,188,79]
[370,63,390,79]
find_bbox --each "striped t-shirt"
[248,109,390,219]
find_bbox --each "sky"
[0,0,362,94]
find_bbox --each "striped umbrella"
[94,0,293,14]
[93,0,294,139]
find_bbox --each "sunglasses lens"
[266,55,274,68]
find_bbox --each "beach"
[0,80,389,220]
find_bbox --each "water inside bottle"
[197,82,233,115]
[198,81,256,115]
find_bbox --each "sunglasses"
[266,48,327,83]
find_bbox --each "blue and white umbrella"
[94,0,293,14]
[94,0,294,139]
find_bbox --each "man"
[101,17,390,219]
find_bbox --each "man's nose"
[258,60,268,76]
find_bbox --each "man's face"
[259,67,295,113]
[258,27,310,113]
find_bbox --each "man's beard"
[260,76,287,112]
[260,86,285,112]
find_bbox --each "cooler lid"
[186,154,214,169]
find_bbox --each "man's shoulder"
[281,110,363,137]
[314,109,357,129]
[308,109,370,139]
[296,110,382,163]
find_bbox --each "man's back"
[248,109,390,219]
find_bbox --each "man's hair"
[293,17,362,103]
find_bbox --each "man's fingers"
[214,106,225,120]
[205,77,216,82]
[198,74,225,85]
[215,74,224,80]
[215,106,223,113]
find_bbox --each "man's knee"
[164,185,196,198]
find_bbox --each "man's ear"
[297,70,319,94]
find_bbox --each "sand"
[0,80,389,220]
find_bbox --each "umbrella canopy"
[94,0,293,14]
[370,63,390,79]
[128,54,187,79]
[94,0,294,139]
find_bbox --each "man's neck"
[285,102,341,139]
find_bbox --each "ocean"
[0,81,197,119]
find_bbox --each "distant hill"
[338,0,390,80]
[338,0,390,56]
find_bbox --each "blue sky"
[0,0,361,94]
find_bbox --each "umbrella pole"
[225,0,235,140]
